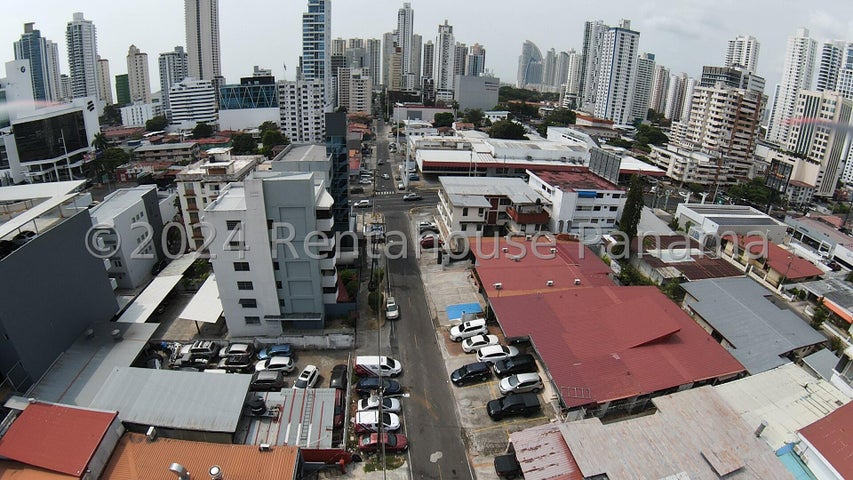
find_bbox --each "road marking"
[430,451,443,462]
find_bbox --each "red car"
[420,234,443,249]
[358,433,409,453]
[333,389,344,428]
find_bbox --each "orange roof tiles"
[729,235,824,280]
[798,402,853,479]
[101,433,301,480]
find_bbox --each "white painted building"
[725,35,760,73]
[527,168,625,235]
[66,12,99,100]
[593,20,640,125]
[158,46,188,111]
[126,44,151,104]
[168,78,217,130]
[767,28,817,145]
[301,0,332,110]
[203,170,338,335]
[674,203,788,244]
[120,102,160,128]
[278,79,326,143]
[433,20,456,100]
[336,67,372,114]
[184,0,221,82]
[630,52,655,123]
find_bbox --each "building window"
[276,281,282,289]
[462,207,469,216]
[237,281,254,290]
[244,316,261,325]
[226,220,242,230]
[239,298,257,308]
[228,241,246,250]
[273,262,280,270]
[233,262,250,271]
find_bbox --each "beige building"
[336,67,372,114]
[126,44,151,104]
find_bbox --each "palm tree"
[92,132,108,152]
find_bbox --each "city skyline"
[2,1,853,101]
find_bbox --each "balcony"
[506,206,550,225]
[323,291,339,305]
[320,255,336,271]
[316,217,334,232]
[321,270,338,288]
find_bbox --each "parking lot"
[413,209,554,479]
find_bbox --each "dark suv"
[492,354,537,377]
[487,393,541,420]
[450,362,492,386]
[494,454,523,479]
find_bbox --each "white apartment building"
[560,49,582,108]
[649,64,670,113]
[434,20,456,101]
[593,20,639,125]
[336,67,372,114]
[527,168,625,235]
[649,144,734,186]
[176,148,261,249]
[278,79,326,143]
[203,171,338,335]
[302,0,332,109]
[120,102,160,128]
[126,45,151,104]
[579,20,609,111]
[767,28,817,144]
[787,90,853,196]
[631,52,655,123]
[95,57,112,106]
[816,41,846,92]
[725,35,760,73]
[66,12,98,100]
[158,46,188,111]
[168,78,217,130]
[184,0,221,82]
[765,148,819,206]
[89,186,163,289]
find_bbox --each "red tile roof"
[798,402,853,479]
[0,403,117,477]
[474,237,613,297]
[490,286,745,408]
[533,168,621,192]
[728,235,824,280]
[510,423,583,480]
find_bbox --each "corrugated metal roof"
[101,433,300,480]
[682,277,826,374]
[798,402,853,479]
[116,275,183,323]
[0,403,117,477]
[89,367,251,433]
[177,274,222,323]
[715,363,850,450]
[239,389,337,448]
[561,387,793,479]
[489,285,745,409]
[510,423,582,480]
[802,349,841,381]
[0,463,77,480]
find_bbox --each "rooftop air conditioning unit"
[512,256,521,262]
[546,280,554,287]
[146,426,157,441]
[550,248,557,254]
[526,234,532,241]
[574,278,581,285]
[494,283,503,290]
[502,247,508,253]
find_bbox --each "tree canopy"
[91,132,108,152]
[498,86,559,104]
[192,122,214,139]
[462,108,484,127]
[635,124,668,147]
[726,177,770,206]
[433,112,455,128]
[230,133,257,155]
[619,175,645,245]
[489,119,527,140]
[261,129,289,156]
[90,147,129,181]
[145,115,168,132]
[536,108,577,136]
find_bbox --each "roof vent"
[546,280,554,287]
[754,420,767,438]
[146,426,157,441]
[168,463,190,480]
[111,329,123,341]
[574,278,581,285]
[259,443,272,452]
[85,328,95,339]
[526,234,532,241]
[209,465,223,480]
[550,247,557,254]
[502,247,508,253]
[493,283,503,290]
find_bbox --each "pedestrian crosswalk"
[374,190,397,196]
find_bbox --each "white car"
[357,396,402,413]
[382,173,391,179]
[449,318,488,342]
[498,373,544,395]
[293,365,319,389]
[476,345,520,364]
[353,199,371,208]
[462,334,500,353]
[386,297,400,320]
[255,356,295,373]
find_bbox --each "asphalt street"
[361,121,472,479]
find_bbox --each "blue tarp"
[776,445,817,480]
[446,302,483,322]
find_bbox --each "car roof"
[513,372,541,382]
[478,345,507,355]
[301,365,318,374]
[463,318,486,327]
[269,356,292,364]
[254,370,282,380]
[465,362,490,372]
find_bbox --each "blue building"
[219,75,278,110]
[13,23,61,102]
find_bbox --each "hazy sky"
[3,1,853,97]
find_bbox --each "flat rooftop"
[683,203,771,217]
[274,143,328,163]
[89,186,155,224]
[238,388,337,448]
[206,183,247,212]
[133,142,197,152]
[786,215,853,247]
[532,168,621,192]
[439,176,543,204]
[0,180,87,241]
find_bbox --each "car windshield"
[382,412,392,425]
[387,305,398,312]
[295,379,307,387]
[508,376,519,387]
[386,434,398,447]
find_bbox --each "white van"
[354,355,403,377]
[353,410,400,433]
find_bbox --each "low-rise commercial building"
[527,168,624,235]
[133,142,199,163]
[120,102,160,128]
[453,74,499,111]
[218,74,279,131]
[675,203,788,244]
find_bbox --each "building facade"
[126,45,151,104]
[579,20,608,111]
[434,20,456,101]
[467,43,486,77]
[13,23,61,102]
[218,74,279,130]
[527,167,625,235]
[649,64,670,113]
[95,57,112,105]
[278,79,326,143]
[114,74,130,106]
[725,35,760,73]
[516,40,542,88]
[336,67,372,113]
[120,102,159,127]
[302,0,332,110]
[168,78,217,129]
[184,0,221,82]
[593,20,640,125]
[66,12,98,100]
[767,28,817,145]
[631,52,655,123]
[159,46,189,111]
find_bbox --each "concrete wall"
[218,108,279,131]
[0,211,118,391]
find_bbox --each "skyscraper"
[184,0,221,82]
[649,64,670,113]
[96,57,113,105]
[422,41,435,82]
[766,28,817,144]
[126,45,151,104]
[302,0,332,109]
[382,32,396,88]
[454,43,468,78]
[560,49,582,108]
[434,20,456,101]
[115,74,130,106]
[815,41,853,94]
[411,34,423,87]
[664,72,690,121]
[365,38,382,88]
[554,51,570,89]
[397,2,416,90]
[579,20,608,111]
[542,48,557,87]
[593,20,640,125]
[158,46,188,111]
[14,23,61,102]
[725,35,760,73]
[516,40,543,88]
[467,44,486,77]
[631,52,655,123]
[66,12,98,99]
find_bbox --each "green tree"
[261,129,289,156]
[635,124,668,146]
[91,132,108,152]
[230,133,257,155]
[91,147,130,181]
[727,177,771,206]
[489,119,527,140]
[99,104,121,126]
[537,108,577,136]
[258,121,279,135]
[192,122,214,139]
[618,175,645,252]
[433,112,455,128]
[145,115,168,132]
[811,303,829,329]
[462,108,484,126]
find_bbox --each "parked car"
[494,454,523,479]
[450,362,492,386]
[462,334,500,353]
[359,178,372,185]
[250,370,286,392]
[382,173,391,179]
[385,297,400,320]
[498,373,544,395]
[354,199,371,208]
[357,396,402,413]
[358,433,409,453]
[492,354,538,377]
[477,345,520,364]
[217,354,254,373]
[353,410,401,433]
[408,173,420,181]
[397,183,406,190]
[354,356,402,377]
[449,318,488,342]
[329,364,348,389]
[420,234,443,249]
[254,356,295,373]
[188,340,220,361]
[256,343,295,361]
[333,388,344,427]
[418,221,438,234]
[487,393,541,420]
[402,193,422,201]
[293,365,319,389]
[355,377,402,397]
[219,342,255,359]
